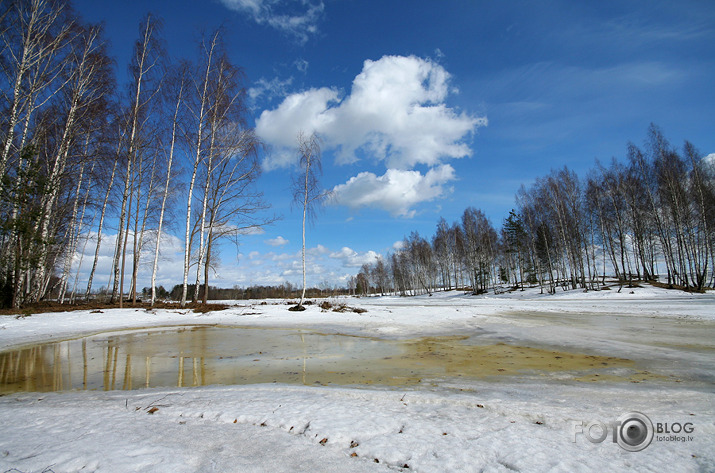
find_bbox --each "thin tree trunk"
[182,32,218,307]
[86,150,119,301]
[130,150,145,303]
[151,78,183,305]
[202,230,213,304]
[59,163,86,303]
[111,153,132,303]
[299,156,310,306]
[133,148,159,303]
[119,168,135,306]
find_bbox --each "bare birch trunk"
[299,156,310,306]
[181,33,219,307]
[58,163,85,303]
[129,150,144,303]
[202,230,213,304]
[87,150,119,301]
[31,97,78,301]
[115,16,160,307]
[151,76,184,305]
[111,153,132,303]
[119,169,135,306]
[193,148,213,303]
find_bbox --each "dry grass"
[0,300,230,317]
[649,280,707,293]
[319,300,367,314]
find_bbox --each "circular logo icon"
[616,412,653,452]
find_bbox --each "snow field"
[1,382,712,472]
[1,285,714,472]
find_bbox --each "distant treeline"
[354,125,714,296]
[137,283,351,301]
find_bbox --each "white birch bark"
[181,32,219,307]
[300,155,310,306]
[58,162,85,303]
[114,16,160,307]
[86,142,119,300]
[151,77,184,305]
[133,147,159,302]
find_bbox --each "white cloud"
[264,235,289,246]
[248,76,294,105]
[219,0,324,43]
[331,165,456,218]
[703,153,715,180]
[257,55,486,170]
[68,234,382,293]
[329,247,380,268]
[257,87,340,169]
[307,244,330,256]
[269,251,298,262]
[234,225,266,236]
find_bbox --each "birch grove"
[0,3,270,308]
[358,125,714,296]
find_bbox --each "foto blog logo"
[572,412,654,452]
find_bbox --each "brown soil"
[648,280,708,293]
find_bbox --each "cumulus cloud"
[257,87,339,163]
[307,244,330,256]
[329,247,380,268]
[239,244,375,286]
[331,165,456,218]
[219,0,324,43]
[257,55,486,170]
[265,235,290,246]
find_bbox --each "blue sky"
[72,0,715,290]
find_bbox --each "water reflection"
[0,327,394,393]
[0,326,646,394]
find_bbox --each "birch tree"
[85,123,121,301]
[291,131,330,310]
[197,126,268,304]
[149,65,186,305]
[0,0,77,306]
[180,31,219,307]
[110,14,164,306]
[28,22,112,303]
[0,0,74,177]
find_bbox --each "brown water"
[0,326,658,394]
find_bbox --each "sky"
[69,0,715,291]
